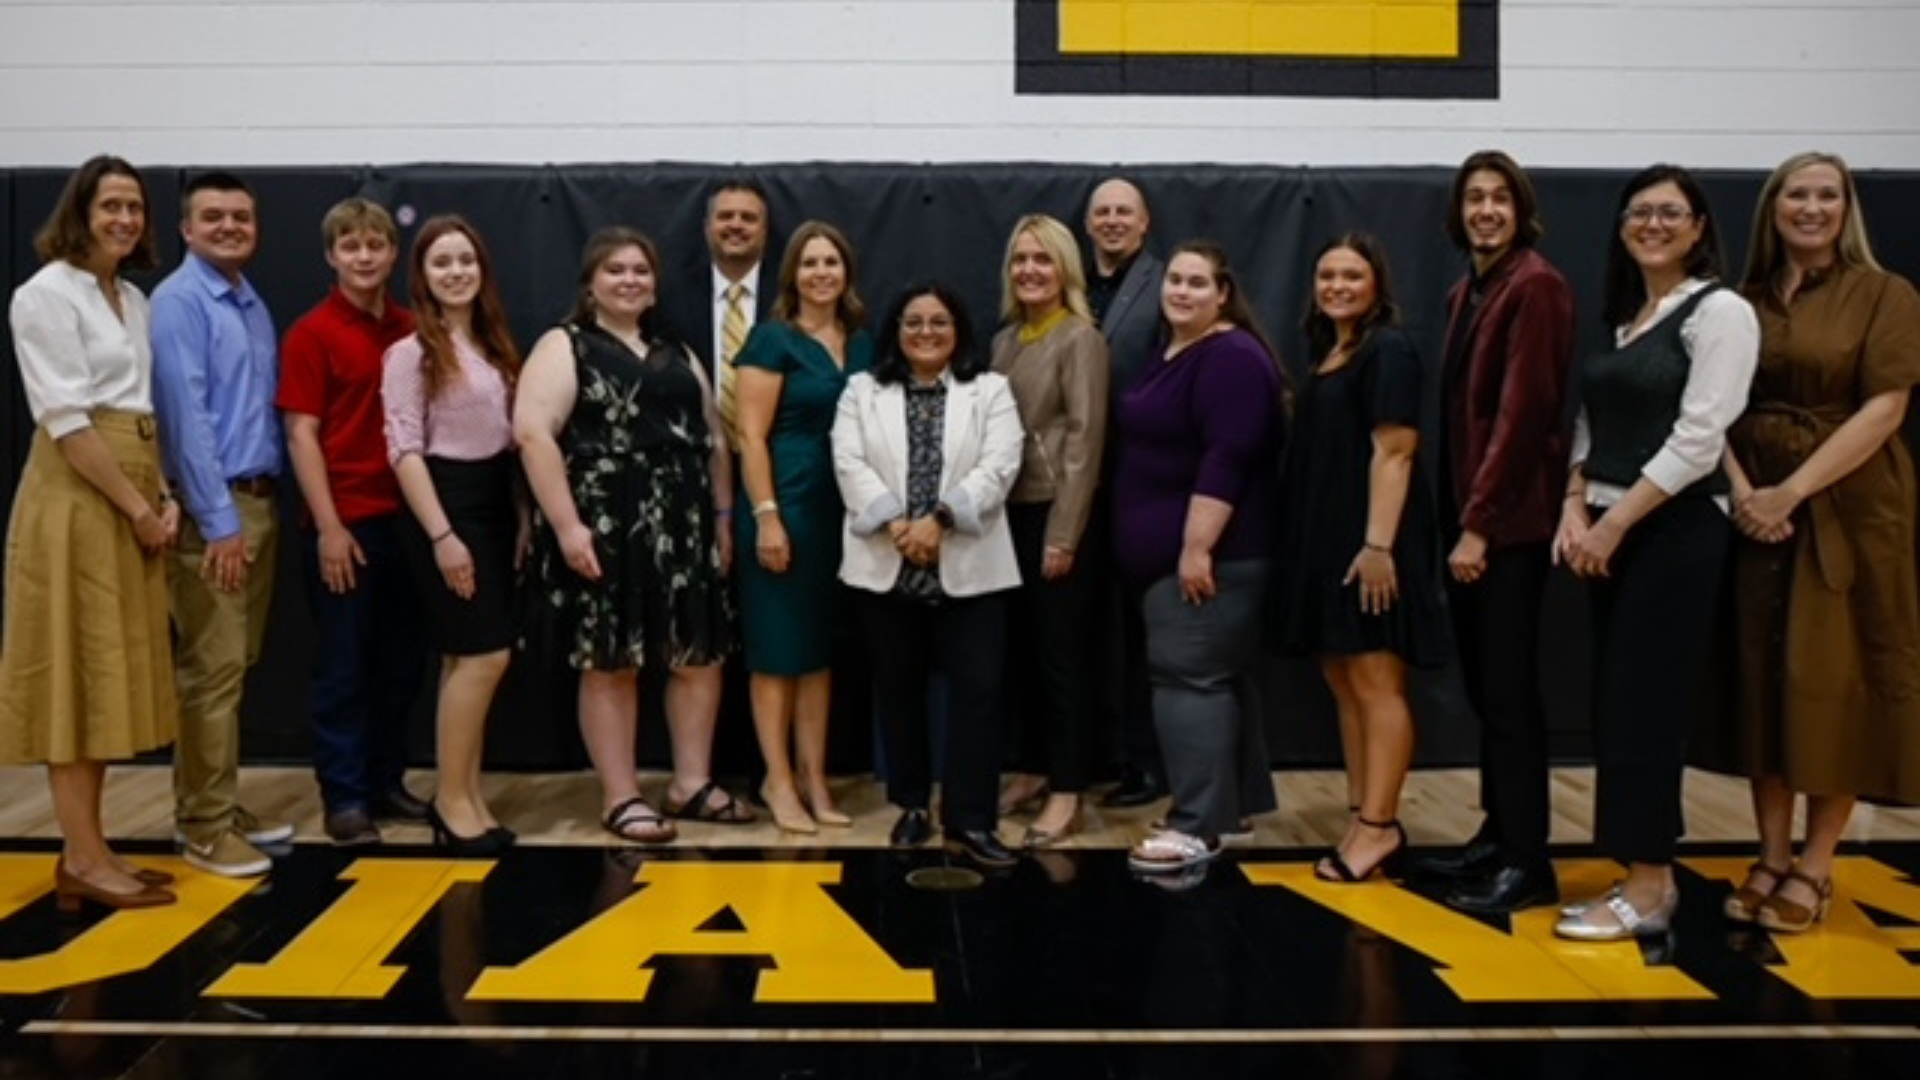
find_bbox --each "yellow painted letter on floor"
[467,862,934,1004]
[1244,859,1715,1001]
[0,855,254,995]
[1688,855,1920,999]
[206,858,494,999]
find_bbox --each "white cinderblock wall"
[1,0,1916,169]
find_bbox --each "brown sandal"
[1723,860,1790,923]
[1755,868,1833,934]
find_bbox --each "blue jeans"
[305,515,428,813]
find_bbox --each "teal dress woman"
[735,320,872,671]
[734,221,872,834]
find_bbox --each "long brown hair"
[1300,233,1402,361]
[407,215,521,398]
[567,225,662,333]
[771,220,866,329]
[1165,240,1289,407]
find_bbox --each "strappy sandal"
[661,781,755,825]
[1723,860,1790,923]
[602,795,677,845]
[1315,816,1407,884]
[1756,868,1833,933]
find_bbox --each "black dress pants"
[1006,501,1099,793]
[863,588,1007,834]
[1446,541,1552,865]
[1588,496,1729,866]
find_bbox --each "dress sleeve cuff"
[851,493,904,537]
[939,486,984,535]
[44,410,91,438]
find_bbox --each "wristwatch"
[932,503,956,530]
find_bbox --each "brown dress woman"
[1696,151,1920,933]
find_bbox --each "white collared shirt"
[709,262,761,380]
[10,260,154,436]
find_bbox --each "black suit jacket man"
[660,258,777,376]
[1091,247,1166,795]
[1098,250,1165,407]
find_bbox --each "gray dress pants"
[1140,558,1276,839]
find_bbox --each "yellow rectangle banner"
[1059,0,1461,60]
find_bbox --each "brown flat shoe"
[54,863,175,914]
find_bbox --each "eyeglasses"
[901,317,954,333]
[1620,203,1695,226]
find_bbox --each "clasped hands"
[1553,503,1621,578]
[133,498,180,556]
[888,515,943,568]
[1732,484,1798,544]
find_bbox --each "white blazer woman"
[832,368,1024,597]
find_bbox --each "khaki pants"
[169,492,278,841]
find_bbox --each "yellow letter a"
[467,862,934,1004]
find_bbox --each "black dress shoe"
[1446,862,1560,915]
[945,829,1017,870]
[1102,768,1166,809]
[373,787,432,823]
[890,809,933,848]
[1415,835,1502,880]
[324,808,381,847]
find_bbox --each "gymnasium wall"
[1,1,1916,169]
[1,0,1916,772]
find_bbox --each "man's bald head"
[1084,178,1151,276]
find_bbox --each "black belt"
[230,476,276,497]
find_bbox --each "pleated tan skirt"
[0,411,178,763]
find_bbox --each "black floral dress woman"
[528,321,732,669]
[518,227,742,845]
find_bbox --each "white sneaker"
[181,829,272,878]
[233,806,295,845]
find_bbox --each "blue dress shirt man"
[149,171,293,879]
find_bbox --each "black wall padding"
[4,161,1918,773]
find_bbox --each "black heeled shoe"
[426,802,513,858]
[1316,816,1407,884]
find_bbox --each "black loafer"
[945,829,1017,870]
[1102,768,1166,809]
[890,809,933,849]
[324,808,381,847]
[1446,862,1560,915]
[1415,835,1502,880]
[373,787,432,824]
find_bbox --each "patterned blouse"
[895,377,947,601]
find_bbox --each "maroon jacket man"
[1423,151,1576,916]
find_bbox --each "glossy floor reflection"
[2,841,1918,1079]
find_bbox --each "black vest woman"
[1553,165,1758,941]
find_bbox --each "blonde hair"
[320,197,399,248]
[1742,151,1883,290]
[999,214,1091,325]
